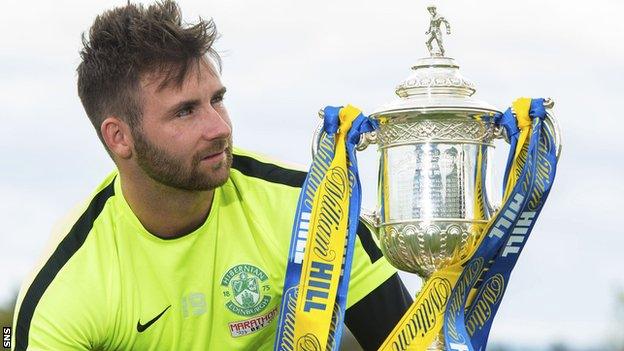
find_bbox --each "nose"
[200,105,232,141]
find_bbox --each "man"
[12,1,411,350]
[425,5,451,56]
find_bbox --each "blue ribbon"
[273,115,336,351]
[466,99,556,351]
[443,98,558,351]
[273,106,378,351]
[495,108,520,191]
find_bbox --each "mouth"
[201,147,228,162]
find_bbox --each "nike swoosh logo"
[137,305,171,332]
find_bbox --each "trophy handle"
[543,98,563,161]
[311,109,379,157]
[311,109,382,238]
[310,118,324,158]
[360,208,381,238]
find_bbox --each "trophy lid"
[371,7,499,117]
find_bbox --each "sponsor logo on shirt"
[221,264,272,316]
[228,306,278,337]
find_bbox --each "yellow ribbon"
[292,105,361,351]
[503,97,533,199]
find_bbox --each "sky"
[1,0,623,348]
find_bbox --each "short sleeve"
[12,240,108,350]
[345,220,398,308]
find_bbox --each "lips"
[201,146,228,161]
[203,151,223,159]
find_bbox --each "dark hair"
[77,0,220,149]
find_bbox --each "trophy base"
[427,334,446,351]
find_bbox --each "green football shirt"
[13,148,396,350]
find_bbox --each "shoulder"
[225,148,308,250]
[230,147,308,189]
[53,171,117,242]
[13,171,119,350]
[22,170,118,287]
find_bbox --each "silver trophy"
[313,6,561,350]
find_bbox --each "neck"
[119,167,214,239]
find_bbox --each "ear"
[101,116,133,159]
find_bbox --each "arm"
[345,274,412,350]
[13,272,104,351]
[343,221,413,350]
[12,181,117,351]
[12,229,108,351]
[12,176,118,350]
[441,17,451,34]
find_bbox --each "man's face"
[131,59,233,191]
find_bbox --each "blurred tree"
[615,287,624,351]
[0,291,17,328]
[488,344,513,351]
[549,342,571,351]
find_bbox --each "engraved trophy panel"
[376,116,497,276]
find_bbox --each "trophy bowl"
[368,54,501,278]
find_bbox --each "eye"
[211,94,225,106]
[176,106,195,118]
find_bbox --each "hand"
[425,30,430,35]
[446,30,451,35]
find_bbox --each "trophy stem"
[419,277,446,351]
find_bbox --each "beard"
[132,129,233,191]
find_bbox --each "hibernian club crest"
[221,264,272,316]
